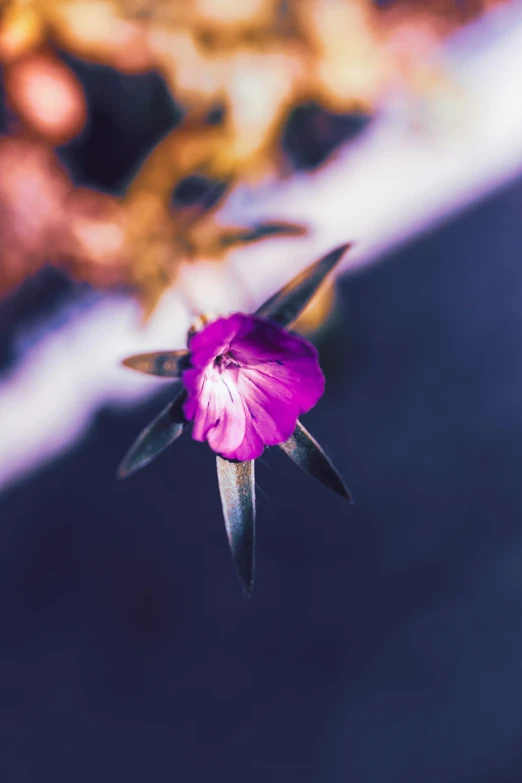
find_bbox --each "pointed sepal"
[122,350,189,378]
[216,457,256,596]
[280,420,353,503]
[117,391,187,479]
[255,243,352,328]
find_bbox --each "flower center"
[214,351,240,371]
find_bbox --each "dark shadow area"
[170,174,230,212]
[1,174,522,781]
[282,103,371,171]
[57,53,182,192]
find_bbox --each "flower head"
[119,243,354,595]
[182,313,325,461]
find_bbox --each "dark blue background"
[1,172,522,781]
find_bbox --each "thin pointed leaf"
[220,221,306,248]
[280,420,353,503]
[216,457,256,596]
[122,350,189,378]
[255,243,352,328]
[117,391,187,479]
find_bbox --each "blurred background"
[2,0,522,780]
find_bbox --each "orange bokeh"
[0,0,509,313]
[0,135,70,293]
[4,52,87,143]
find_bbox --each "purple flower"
[119,244,354,595]
[182,313,325,461]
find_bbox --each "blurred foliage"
[0,0,507,315]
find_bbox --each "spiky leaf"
[122,350,189,378]
[216,457,256,596]
[255,243,352,328]
[280,420,353,502]
[117,391,187,479]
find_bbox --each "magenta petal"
[188,314,244,367]
[182,313,325,461]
